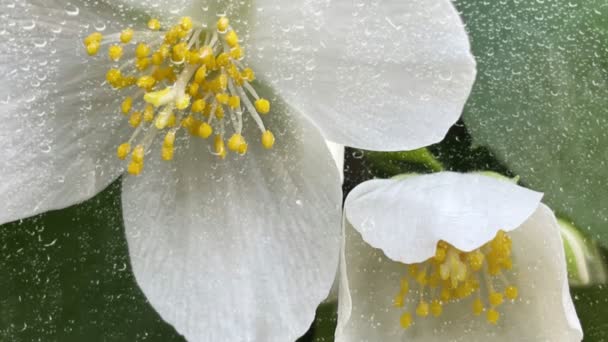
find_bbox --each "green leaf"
[454,0,608,245]
[571,284,608,341]
[0,180,184,342]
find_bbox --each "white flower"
[0,0,475,341]
[337,172,583,342]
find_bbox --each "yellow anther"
[188,83,200,98]
[167,113,177,128]
[86,41,100,56]
[144,88,173,108]
[121,97,133,114]
[116,143,131,160]
[194,66,207,84]
[215,105,225,119]
[198,122,213,139]
[135,57,151,71]
[132,145,145,164]
[137,76,156,89]
[416,301,429,317]
[472,298,484,316]
[172,42,187,62]
[217,17,229,32]
[180,16,193,31]
[230,46,244,60]
[106,69,122,85]
[148,18,161,31]
[108,45,123,61]
[393,294,404,308]
[136,43,151,58]
[161,146,174,161]
[163,131,176,148]
[191,99,206,113]
[120,28,134,43]
[127,161,143,175]
[261,130,275,149]
[227,133,246,152]
[155,111,173,130]
[159,43,170,58]
[399,313,412,329]
[129,111,143,127]
[489,292,504,307]
[175,95,191,110]
[215,93,228,105]
[255,98,270,114]
[217,74,228,91]
[487,309,500,324]
[143,105,155,122]
[241,68,255,82]
[505,286,518,300]
[83,32,103,46]
[186,50,201,64]
[430,300,443,317]
[415,270,428,286]
[228,96,240,109]
[152,52,164,65]
[225,30,239,47]
[440,287,451,301]
[434,246,447,263]
[238,141,248,155]
[468,250,485,271]
[216,53,230,67]
[214,135,226,159]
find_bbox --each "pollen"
[393,230,518,329]
[84,15,276,175]
[109,45,124,61]
[148,18,161,31]
[261,130,275,149]
[120,28,134,43]
[255,98,270,114]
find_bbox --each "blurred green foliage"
[454,0,608,246]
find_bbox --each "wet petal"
[336,205,582,341]
[344,172,543,264]
[121,98,342,341]
[0,0,131,224]
[248,0,476,150]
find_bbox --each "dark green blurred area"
[2,0,608,340]
[0,181,184,341]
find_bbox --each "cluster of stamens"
[84,16,275,175]
[394,230,518,329]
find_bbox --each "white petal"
[121,102,342,341]
[0,0,131,225]
[337,206,582,341]
[248,0,476,150]
[344,172,543,264]
[326,140,345,183]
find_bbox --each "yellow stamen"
[148,18,161,31]
[120,28,134,43]
[255,98,270,114]
[108,45,123,61]
[116,143,131,160]
[84,15,275,174]
[261,130,275,149]
[393,231,517,330]
[217,17,229,32]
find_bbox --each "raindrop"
[93,22,106,31]
[65,4,80,16]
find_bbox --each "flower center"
[394,230,518,329]
[83,15,274,175]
